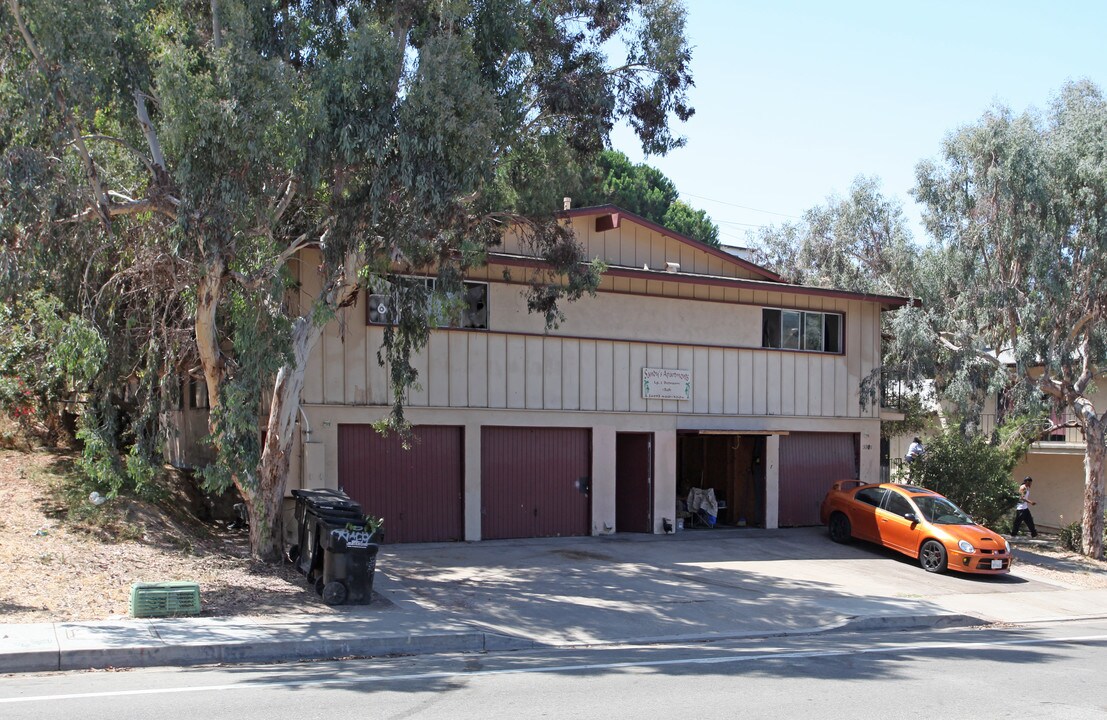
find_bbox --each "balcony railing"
[978,413,1085,444]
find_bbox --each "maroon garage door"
[338,424,463,543]
[778,432,858,527]
[481,427,591,540]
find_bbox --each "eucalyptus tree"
[751,176,937,420]
[915,80,1107,558]
[0,0,695,560]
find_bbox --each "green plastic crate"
[129,581,201,618]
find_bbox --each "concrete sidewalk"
[4,527,1107,674]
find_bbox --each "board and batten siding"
[294,247,883,420]
[500,213,763,281]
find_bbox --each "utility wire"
[680,192,802,220]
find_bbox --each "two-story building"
[266,205,910,543]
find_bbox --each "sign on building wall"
[642,367,692,401]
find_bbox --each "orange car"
[819,481,1012,574]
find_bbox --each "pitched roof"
[559,204,784,282]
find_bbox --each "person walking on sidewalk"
[1012,476,1038,538]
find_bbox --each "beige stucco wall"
[1011,451,1086,532]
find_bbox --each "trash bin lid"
[292,488,363,513]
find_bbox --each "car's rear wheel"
[828,512,852,544]
[919,540,948,573]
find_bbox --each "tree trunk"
[250,251,361,562]
[1081,415,1106,559]
[195,257,226,411]
[250,316,317,562]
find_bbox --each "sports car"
[819,481,1012,574]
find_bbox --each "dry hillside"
[0,447,333,623]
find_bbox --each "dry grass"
[0,448,335,623]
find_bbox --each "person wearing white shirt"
[905,437,925,463]
[1012,476,1038,538]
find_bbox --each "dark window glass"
[883,492,913,518]
[856,488,887,507]
[762,309,781,348]
[824,313,841,353]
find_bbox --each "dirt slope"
[0,449,331,623]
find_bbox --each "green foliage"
[877,391,932,441]
[575,149,718,245]
[754,176,918,296]
[1059,521,1082,552]
[905,430,1020,528]
[1,0,697,559]
[662,200,718,246]
[202,280,292,495]
[914,81,1107,555]
[0,291,105,441]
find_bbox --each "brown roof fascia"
[487,252,916,309]
[559,204,784,283]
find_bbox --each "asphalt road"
[3,620,1107,719]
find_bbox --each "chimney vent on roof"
[563,197,572,211]
[666,262,680,273]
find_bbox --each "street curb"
[1,631,490,674]
[5,612,1094,674]
[834,613,987,633]
[0,650,58,675]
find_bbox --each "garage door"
[779,432,858,527]
[481,427,591,540]
[338,424,463,543]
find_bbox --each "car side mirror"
[903,512,917,523]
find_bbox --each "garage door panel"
[338,424,463,543]
[482,427,591,540]
[779,432,857,527]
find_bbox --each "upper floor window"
[762,308,842,353]
[367,277,488,330]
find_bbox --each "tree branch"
[133,89,168,175]
[210,0,222,50]
[72,133,157,178]
[9,0,111,227]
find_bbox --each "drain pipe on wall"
[298,406,312,487]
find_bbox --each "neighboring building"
[990,383,1106,533]
[887,362,1107,533]
[276,205,911,543]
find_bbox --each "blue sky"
[610,1,1107,248]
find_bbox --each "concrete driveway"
[380,526,1105,647]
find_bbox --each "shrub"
[905,430,1019,528]
[1059,521,1082,552]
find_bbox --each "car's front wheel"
[919,539,948,573]
[828,512,852,544]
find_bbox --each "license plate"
[991,559,1003,569]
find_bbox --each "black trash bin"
[289,488,364,582]
[318,522,380,606]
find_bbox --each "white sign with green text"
[641,367,691,401]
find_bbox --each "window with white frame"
[762,308,842,353]
[367,277,488,330]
